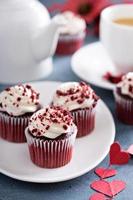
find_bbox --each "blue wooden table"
[0,0,132,199]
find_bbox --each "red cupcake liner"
[25,125,77,168]
[0,112,30,143]
[56,32,85,55]
[71,108,96,137]
[114,90,133,125]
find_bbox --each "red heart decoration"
[89,193,106,200]
[127,144,133,156]
[103,72,123,84]
[95,167,117,179]
[91,180,126,197]
[110,142,130,165]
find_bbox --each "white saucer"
[0,81,115,183]
[71,42,117,90]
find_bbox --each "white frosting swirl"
[117,72,133,98]
[0,84,40,116]
[57,11,86,35]
[53,82,98,111]
[28,106,74,139]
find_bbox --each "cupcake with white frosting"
[25,106,77,168]
[52,82,99,137]
[114,72,133,124]
[0,84,41,142]
[55,11,86,55]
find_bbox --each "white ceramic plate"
[71,42,117,90]
[0,81,115,183]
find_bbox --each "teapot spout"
[31,16,67,61]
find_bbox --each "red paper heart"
[103,72,123,84]
[91,180,126,197]
[95,167,117,179]
[127,144,133,155]
[89,193,106,200]
[110,142,130,165]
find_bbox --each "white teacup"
[100,4,133,74]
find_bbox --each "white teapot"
[0,0,65,84]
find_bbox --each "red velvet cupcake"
[0,84,40,143]
[25,106,77,168]
[52,82,99,137]
[55,11,86,55]
[114,72,133,125]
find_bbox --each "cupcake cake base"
[71,108,95,137]
[29,143,73,168]
[56,35,85,55]
[114,91,133,125]
[25,126,77,168]
[0,112,30,143]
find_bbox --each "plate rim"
[71,41,115,90]
[0,81,115,183]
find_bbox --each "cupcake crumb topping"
[28,106,74,139]
[0,84,40,116]
[117,72,133,98]
[53,82,99,111]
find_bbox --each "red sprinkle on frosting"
[129,85,133,93]
[63,125,68,130]
[5,88,10,91]
[17,97,21,102]
[26,85,32,89]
